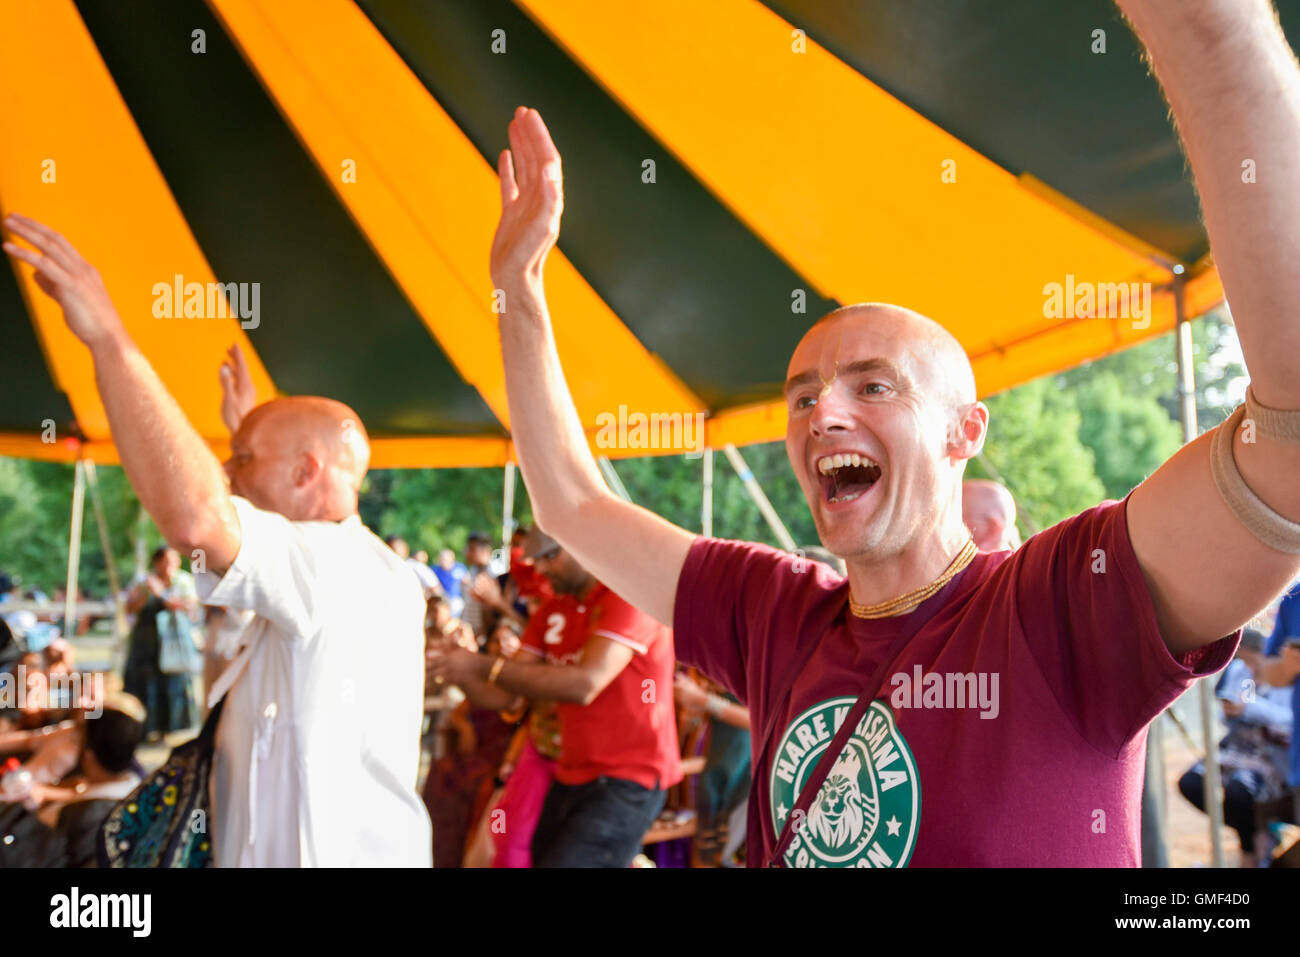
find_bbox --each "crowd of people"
[399,523,753,867]
[0,477,1013,869]
[0,520,765,868]
[1176,595,1300,866]
[1,615,148,867]
[8,469,1297,868]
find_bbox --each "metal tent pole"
[502,461,517,545]
[722,444,796,551]
[62,460,87,640]
[701,448,714,538]
[1174,275,1227,868]
[596,456,632,503]
[83,460,126,657]
[133,504,147,580]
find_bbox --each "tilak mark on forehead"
[818,322,845,397]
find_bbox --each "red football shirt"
[522,585,681,791]
[673,497,1238,867]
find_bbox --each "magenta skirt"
[491,738,557,868]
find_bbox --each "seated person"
[423,620,522,867]
[426,595,475,650]
[43,639,75,679]
[674,669,751,867]
[1178,630,1292,867]
[0,617,22,678]
[0,692,146,867]
[10,651,53,731]
[0,619,24,735]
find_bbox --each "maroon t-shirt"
[673,497,1237,867]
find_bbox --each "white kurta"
[196,497,432,867]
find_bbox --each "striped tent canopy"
[2,0,1284,468]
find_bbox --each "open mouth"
[816,452,882,504]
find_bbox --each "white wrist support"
[1246,386,1300,444]
[1210,403,1300,553]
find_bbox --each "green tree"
[1066,372,1182,500]
[0,461,151,597]
[972,377,1107,534]
[360,466,534,556]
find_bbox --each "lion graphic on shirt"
[807,747,879,849]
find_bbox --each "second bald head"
[227,396,371,522]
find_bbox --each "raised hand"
[673,671,710,713]
[425,641,483,688]
[219,343,257,434]
[489,107,564,292]
[2,213,125,349]
[469,571,505,610]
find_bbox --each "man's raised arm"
[489,108,695,626]
[1122,1,1300,651]
[3,213,240,572]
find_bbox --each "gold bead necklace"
[848,539,978,619]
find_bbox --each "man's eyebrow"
[841,358,906,381]
[784,358,907,394]
[784,369,820,394]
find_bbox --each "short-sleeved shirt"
[521,586,681,791]
[196,497,432,867]
[1264,583,1300,785]
[433,563,465,599]
[404,559,442,599]
[460,564,491,636]
[673,497,1237,867]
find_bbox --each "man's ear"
[948,401,989,462]
[294,452,323,487]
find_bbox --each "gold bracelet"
[487,656,507,685]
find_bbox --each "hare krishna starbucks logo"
[770,698,919,867]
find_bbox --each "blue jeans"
[531,776,666,867]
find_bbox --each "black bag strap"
[763,580,956,868]
[196,695,226,747]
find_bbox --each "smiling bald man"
[480,0,1300,867]
[3,220,431,867]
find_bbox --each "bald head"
[962,479,1019,552]
[246,396,369,482]
[811,304,976,413]
[226,396,370,522]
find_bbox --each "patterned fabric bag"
[97,698,224,867]
[156,609,202,675]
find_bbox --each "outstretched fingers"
[3,239,72,287]
[520,108,561,171]
[507,110,532,191]
[227,342,249,378]
[3,213,78,271]
[498,149,519,208]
